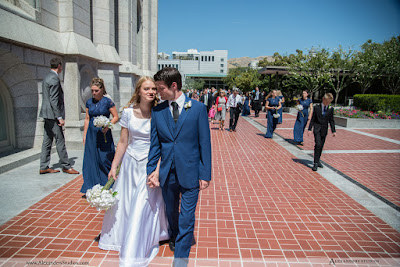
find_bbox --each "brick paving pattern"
[357,129,400,141]
[0,114,399,266]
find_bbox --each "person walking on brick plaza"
[147,67,211,267]
[227,88,242,132]
[241,91,251,116]
[277,90,285,124]
[251,87,262,117]
[308,93,336,171]
[98,76,168,266]
[39,58,79,175]
[80,78,118,197]
[293,90,313,146]
[215,90,228,131]
[264,90,282,138]
[200,88,213,113]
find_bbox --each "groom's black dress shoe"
[169,240,175,252]
[318,161,323,168]
[312,163,318,171]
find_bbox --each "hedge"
[353,94,400,113]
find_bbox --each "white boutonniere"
[184,100,192,110]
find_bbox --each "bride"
[98,76,169,266]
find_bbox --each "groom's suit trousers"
[162,167,199,260]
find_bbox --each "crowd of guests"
[38,59,335,266]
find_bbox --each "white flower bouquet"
[273,109,280,119]
[295,104,305,117]
[86,178,117,211]
[93,115,113,143]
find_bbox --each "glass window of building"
[212,56,214,61]
[221,58,224,62]
[220,70,224,73]
[221,64,224,67]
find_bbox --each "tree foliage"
[183,77,205,91]
[379,36,400,94]
[222,67,262,92]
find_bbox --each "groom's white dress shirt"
[168,92,186,116]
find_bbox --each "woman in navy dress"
[293,90,313,145]
[241,91,251,116]
[80,78,119,197]
[264,90,282,138]
[277,90,285,124]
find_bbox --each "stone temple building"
[0,0,158,152]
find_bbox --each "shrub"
[353,94,400,112]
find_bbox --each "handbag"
[217,107,223,112]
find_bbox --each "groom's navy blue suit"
[147,96,211,261]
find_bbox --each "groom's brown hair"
[154,67,182,90]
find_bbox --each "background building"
[0,0,158,152]
[158,49,228,89]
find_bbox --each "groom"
[147,67,212,266]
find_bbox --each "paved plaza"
[0,111,399,266]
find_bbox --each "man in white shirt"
[227,89,242,132]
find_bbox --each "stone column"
[149,0,158,73]
[63,56,82,149]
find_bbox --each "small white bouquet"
[86,178,117,211]
[93,115,113,143]
[273,109,280,119]
[295,104,304,117]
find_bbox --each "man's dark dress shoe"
[39,168,60,174]
[94,233,101,242]
[62,168,79,174]
[169,240,175,252]
[312,163,318,171]
[318,162,323,168]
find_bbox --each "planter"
[334,116,400,128]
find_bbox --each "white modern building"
[0,0,158,151]
[158,49,228,89]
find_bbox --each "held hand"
[102,126,110,134]
[332,133,336,137]
[58,119,65,127]
[147,171,160,188]
[108,168,118,181]
[307,130,311,137]
[83,136,86,145]
[199,180,210,190]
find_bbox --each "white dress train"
[98,107,169,266]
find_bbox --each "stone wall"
[0,0,158,151]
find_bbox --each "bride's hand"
[108,168,118,181]
[147,171,160,188]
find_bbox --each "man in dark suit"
[39,58,79,175]
[251,87,262,117]
[200,88,213,113]
[308,93,336,171]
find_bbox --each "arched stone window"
[0,80,15,152]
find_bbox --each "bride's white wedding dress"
[98,107,169,266]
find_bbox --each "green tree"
[353,39,381,94]
[286,47,332,97]
[379,36,400,94]
[183,77,205,91]
[223,67,261,92]
[329,46,355,105]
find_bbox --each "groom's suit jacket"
[147,96,212,189]
[308,104,336,137]
[39,71,65,120]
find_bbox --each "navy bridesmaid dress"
[278,96,284,124]
[241,96,251,116]
[265,97,280,138]
[293,98,312,143]
[81,96,116,193]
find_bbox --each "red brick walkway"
[0,114,399,266]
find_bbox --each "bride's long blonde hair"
[125,76,159,108]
